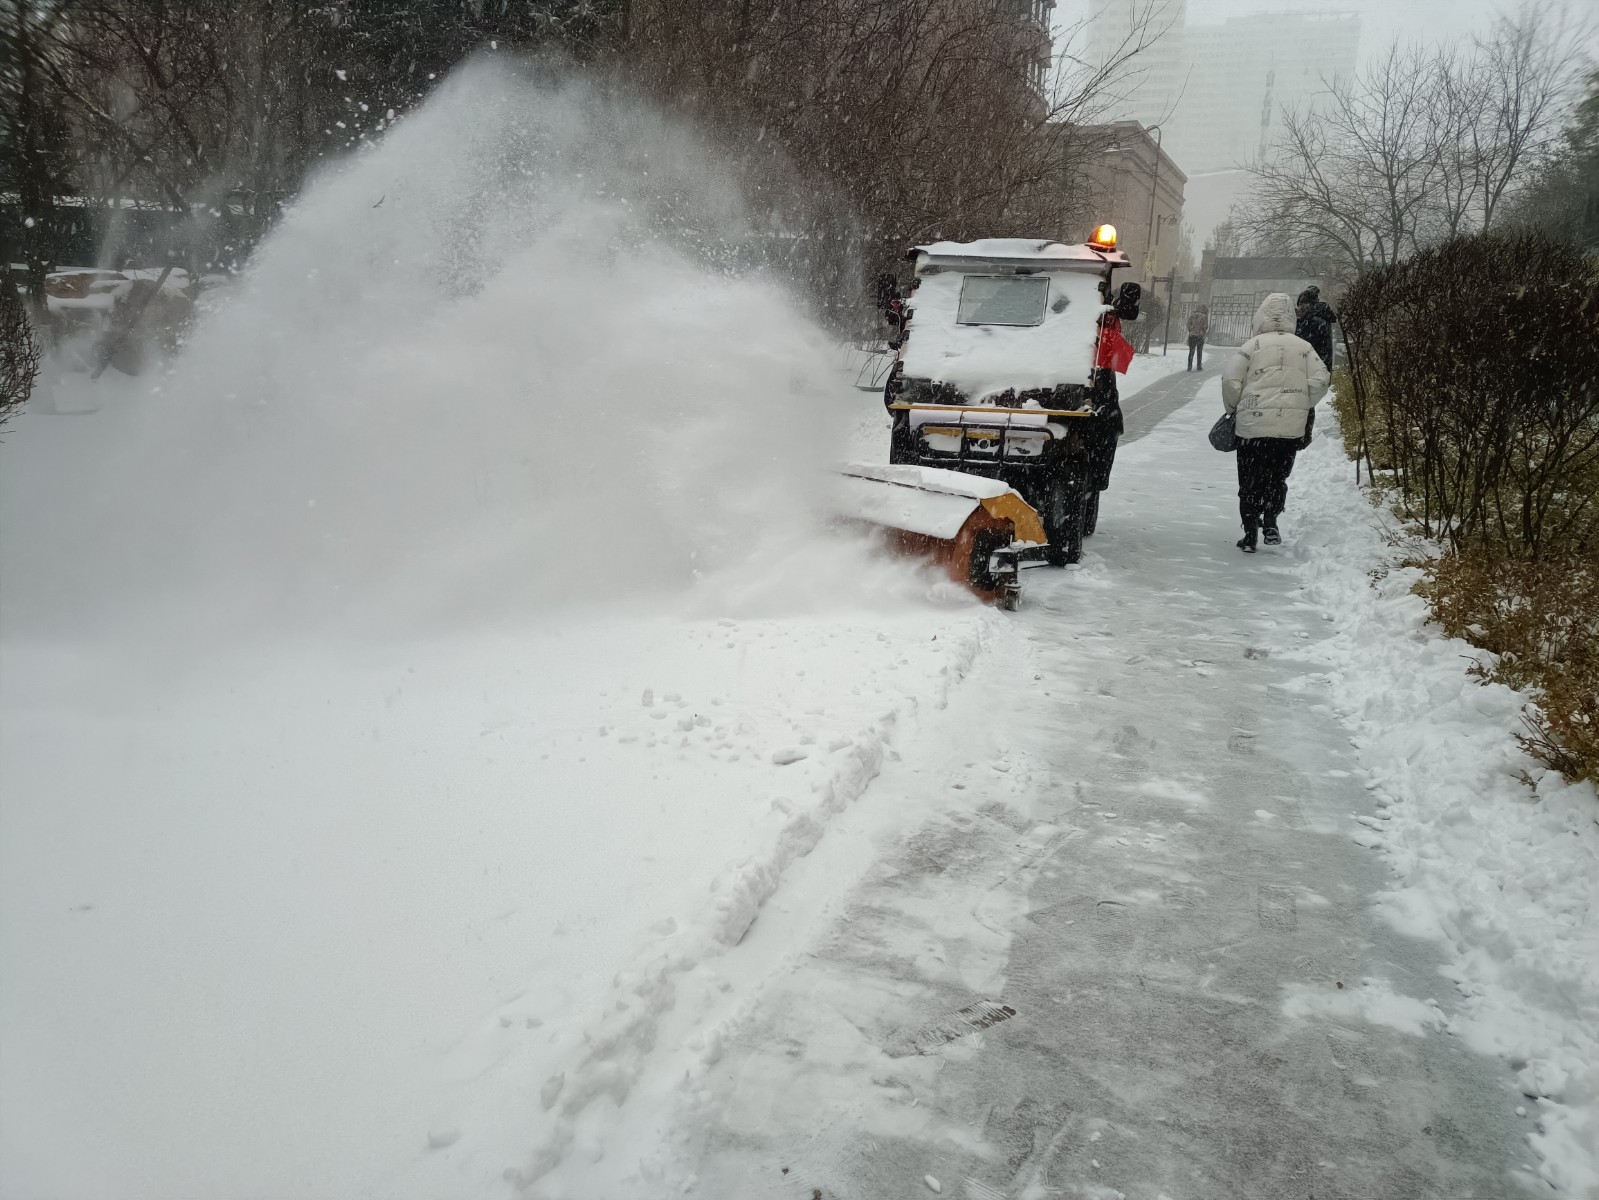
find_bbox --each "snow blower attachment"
[833,463,1045,609]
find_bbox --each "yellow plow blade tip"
[979,492,1045,546]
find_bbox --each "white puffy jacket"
[1221,293,1330,440]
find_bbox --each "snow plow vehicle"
[836,231,1139,606]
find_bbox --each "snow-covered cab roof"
[910,237,1130,273]
[898,238,1129,402]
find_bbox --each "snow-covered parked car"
[882,232,1139,564]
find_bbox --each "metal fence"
[1203,294,1262,345]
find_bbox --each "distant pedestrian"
[1185,305,1209,371]
[1294,286,1337,373]
[1220,293,1330,553]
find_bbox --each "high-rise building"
[1086,0,1360,175]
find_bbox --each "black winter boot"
[1237,514,1258,553]
[1262,516,1282,546]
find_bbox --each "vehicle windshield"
[955,275,1049,326]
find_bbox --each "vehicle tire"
[967,527,1010,592]
[1082,490,1101,537]
[1041,477,1087,566]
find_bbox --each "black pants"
[1187,336,1204,369]
[1236,437,1298,527]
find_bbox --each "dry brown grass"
[1329,364,1394,473]
[1419,545,1599,781]
[1329,365,1362,461]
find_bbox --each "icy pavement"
[1119,358,1219,442]
[654,387,1570,1200]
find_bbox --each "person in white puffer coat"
[1220,292,1330,552]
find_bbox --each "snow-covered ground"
[14,347,1593,1199]
[1120,344,1200,393]
[1,603,998,1198]
[8,364,1594,1198]
[1290,438,1599,1196]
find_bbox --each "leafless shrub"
[1236,6,1590,282]
[0,271,42,427]
[1339,231,1599,555]
[626,0,1161,321]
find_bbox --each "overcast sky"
[1055,0,1550,61]
[1177,0,1502,53]
[1051,1,1594,242]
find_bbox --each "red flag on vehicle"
[1095,315,1135,374]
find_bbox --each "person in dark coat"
[1185,305,1209,370]
[1294,286,1337,373]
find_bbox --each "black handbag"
[1209,411,1238,452]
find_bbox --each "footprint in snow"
[426,1127,461,1150]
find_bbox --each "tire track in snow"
[512,620,994,1189]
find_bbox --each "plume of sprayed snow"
[2,62,959,648]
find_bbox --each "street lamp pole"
[1144,123,1163,282]
[1152,271,1177,355]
